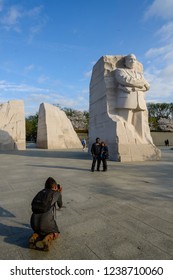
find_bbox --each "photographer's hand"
[58,187,62,192]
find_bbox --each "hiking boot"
[35,233,54,251]
[28,233,40,249]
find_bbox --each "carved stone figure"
[114,54,150,139]
[115,54,149,109]
[89,54,161,161]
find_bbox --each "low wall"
[151,132,173,146]
[77,131,173,147]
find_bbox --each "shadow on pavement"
[0,149,91,160]
[0,207,31,249]
[0,207,16,218]
[0,222,32,249]
[26,164,90,171]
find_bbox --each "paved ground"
[0,146,173,260]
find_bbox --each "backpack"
[31,188,54,214]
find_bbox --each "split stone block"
[0,100,26,150]
[37,103,82,149]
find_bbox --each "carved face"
[125,54,136,69]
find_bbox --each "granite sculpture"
[37,103,82,149]
[89,54,161,161]
[0,100,26,150]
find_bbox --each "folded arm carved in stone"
[115,68,150,93]
[112,54,150,113]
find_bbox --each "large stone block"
[89,55,161,161]
[37,103,82,149]
[0,100,26,150]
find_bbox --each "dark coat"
[30,191,62,235]
[91,143,101,156]
[100,146,109,159]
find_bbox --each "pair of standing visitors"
[91,137,109,172]
[165,139,169,146]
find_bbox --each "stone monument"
[37,103,82,149]
[89,54,161,161]
[0,100,26,150]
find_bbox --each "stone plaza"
[0,146,173,260]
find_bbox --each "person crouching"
[29,177,63,251]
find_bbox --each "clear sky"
[0,0,173,116]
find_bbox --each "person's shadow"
[0,207,32,249]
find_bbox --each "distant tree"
[25,113,38,142]
[62,107,76,117]
[147,103,173,119]
[53,103,62,109]
[54,104,89,130]
[147,103,173,130]
[158,118,173,132]
[54,104,76,116]
[83,110,89,129]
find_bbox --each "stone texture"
[37,103,82,149]
[0,100,26,150]
[89,55,161,161]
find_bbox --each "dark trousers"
[101,158,107,171]
[91,156,101,171]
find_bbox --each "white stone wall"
[0,100,26,150]
[37,103,82,149]
[151,132,173,146]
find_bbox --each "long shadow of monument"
[0,207,16,218]
[0,207,32,249]
[0,149,91,160]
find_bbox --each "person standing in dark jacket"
[99,141,109,171]
[29,177,63,251]
[91,137,101,172]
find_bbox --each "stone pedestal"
[89,55,161,161]
[0,100,26,150]
[37,103,82,149]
